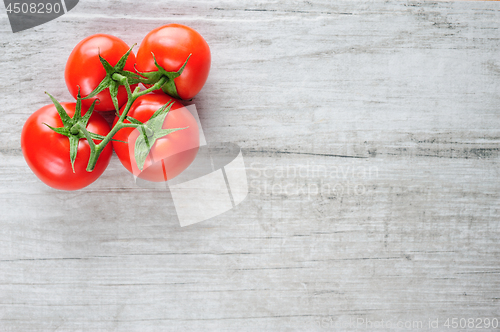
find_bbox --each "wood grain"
[0,0,499,331]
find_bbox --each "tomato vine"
[47,46,192,173]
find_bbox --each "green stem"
[112,73,128,85]
[84,76,168,172]
[74,123,99,171]
[137,76,168,97]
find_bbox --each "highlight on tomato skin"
[65,34,137,112]
[112,94,200,182]
[136,24,211,100]
[21,103,113,191]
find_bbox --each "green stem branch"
[84,76,168,172]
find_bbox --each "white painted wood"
[0,0,499,331]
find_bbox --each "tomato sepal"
[135,53,191,100]
[81,44,142,112]
[132,100,187,171]
[43,90,116,172]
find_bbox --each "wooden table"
[1,1,499,331]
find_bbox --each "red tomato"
[21,103,112,190]
[112,94,199,182]
[136,24,211,100]
[65,34,137,111]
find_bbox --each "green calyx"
[81,44,142,112]
[44,90,105,173]
[135,53,191,100]
[80,46,192,112]
[133,100,187,171]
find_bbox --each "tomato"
[65,34,137,112]
[112,94,199,182]
[136,24,211,100]
[21,103,112,190]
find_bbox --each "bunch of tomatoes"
[21,24,211,190]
